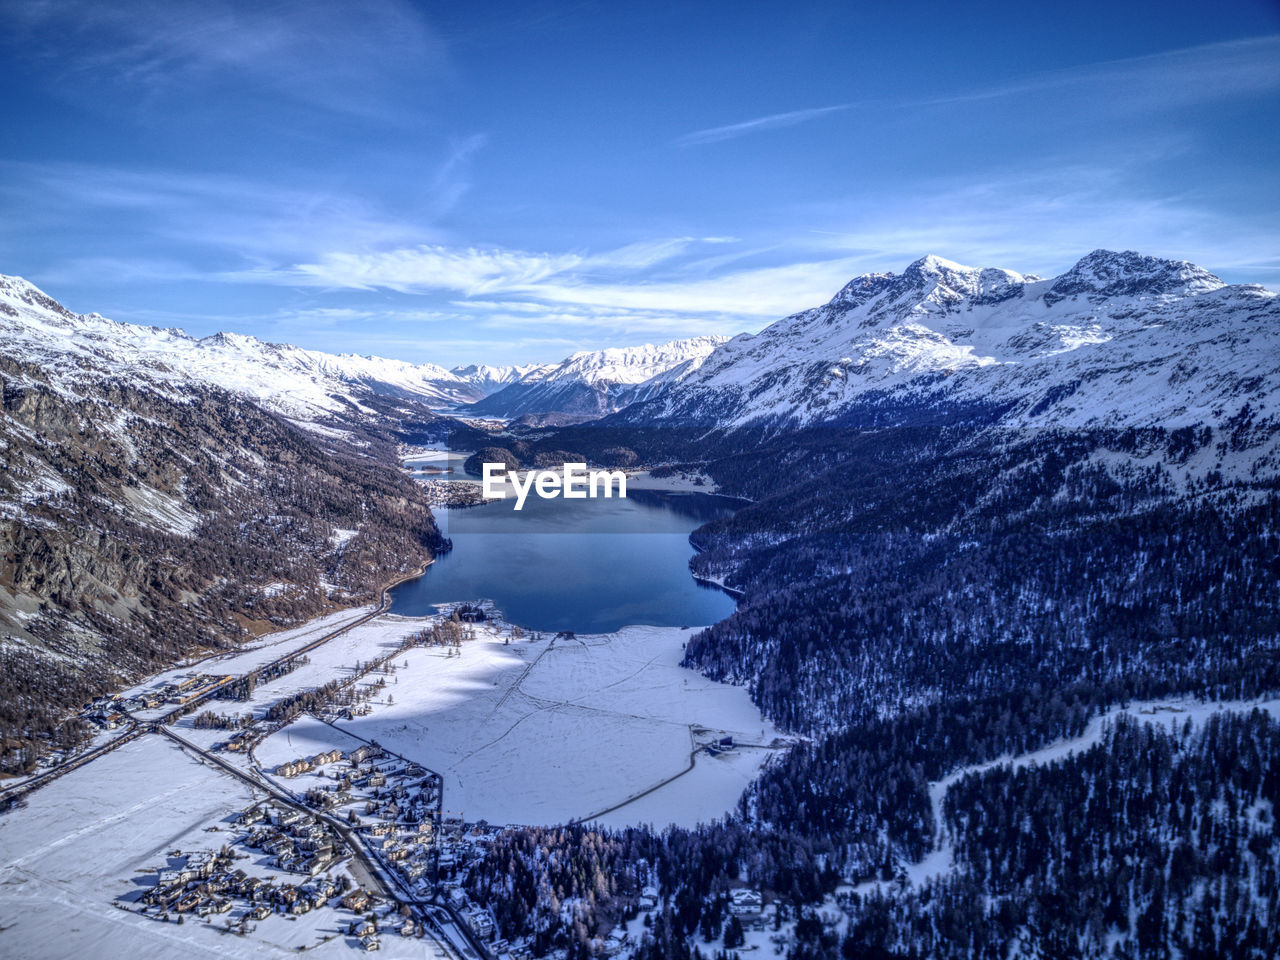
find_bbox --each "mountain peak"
[199,330,264,349]
[1047,249,1224,304]
[829,255,1030,316]
[905,253,971,276]
[0,273,78,322]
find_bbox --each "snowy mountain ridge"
[626,250,1279,434]
[0,275,730,426]
[465,335,728,419]
[519,336,729,386]
[0,275,519,422]
[448,362,544,393]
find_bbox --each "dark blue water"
[388,489,740,633]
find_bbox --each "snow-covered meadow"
[120,606,377,706]
[313,619,782,828]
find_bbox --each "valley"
[0,553,773,958]
[3,249,1280,960]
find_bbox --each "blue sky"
[2,1,1278,367]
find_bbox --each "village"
[14,598,793,960]
[75,673,234,734]
[112,741,451,954]
[117,795,403,951]
[99,714,535,956]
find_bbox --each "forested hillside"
[453,403,1280,958]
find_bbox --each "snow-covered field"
[279,619,782,827]
[143,608,781,829]
[121,606,376,705]
[624,470,721,494]
[205,616,423,720]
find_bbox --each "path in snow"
[890,695,1280,891]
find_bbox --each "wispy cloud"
[915,35,1280,112]
[674,104,854,146]
[259,245,585,295]
[246,238,855,318]
[674,35,1280,148]
[0,160,453,263]
[1,0,450,118]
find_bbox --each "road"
[0,561,430,809]
[0,559,494,958]
[160,724,485,959]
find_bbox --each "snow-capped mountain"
[625,251,1280,435]
[466,335,729,419]
[0,274,491,425]
[449,363,545,395]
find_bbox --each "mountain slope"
[465,335,727,419]
[0,277,447,773]
[625,251,1280,442]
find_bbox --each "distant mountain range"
[0,276,731,426]
[8,248,1276,442]
[447,362,543,396]
[463,336,728,420]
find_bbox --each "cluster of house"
[338,889,426,952]
[105,673,231,715]
[283,745,416,810]
[440,885,505,951]
[365,815,436,886]
[275,748,343,778]
[272,743,443,885]
[135,845,343,923]
[219,728,263,752]
[81,702,130,730]
[240,803,343,877]
[265,741,443,901]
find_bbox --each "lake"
[388,487,741,634]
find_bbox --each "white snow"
[517,337,728,388]
[121,484,201,537]
[325,620,783,828]
[119,606,376,708]
[624,469,721,493]
[468,336,729,417]
[0,274,485,422]
[642,251,1280,452]
[329,528,359,550]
